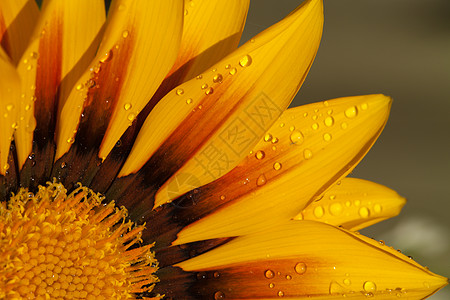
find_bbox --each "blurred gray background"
[241,0,449,298]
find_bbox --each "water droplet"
[269,283,275,288]
[87,79,96,88]
[214,272,220,278]
[329,203,343,216]
[100,50,113,63]
[354,200,361,206]
[361,103,368,110]
[3,163,10,170]
[273,162,282,171]
[127,112,136,122]
[323,133,332,142]
[186,98,193,104]
[184,9,188,15]
[76,83,84,90]
[341,122,348,130]
[265,269,275,279]
[343,278,351,286]
[345,106,358,118]
[201,83,208,90]
[205,87,214,95]
[314,206,324,218]
[214,291,225,299]
[290,131,304,145]
[6,104,14,111]
[345,201,351,207]
[312,115,318,120]
[225,64,231,69]
[196,74,203,79]
[264,133,272,142]
[176,88,184,96]
[61,162,67,169]
[256,174,267,186]
[250,38,255,43]
[363,281,377,293]
[286,275,292,280]
[324,116,334,127]
[67,137,75,144]
[303,149,313,160]
[229,68,237,75]
[289,126,295,132]
[279,122,285,127]
[255,150,265,160]
[359,207,370,218]
[239,54,252,67]
[11,122,17,129]
[312,123,319,130]
[327,109,333,115]
[294,262,307,274]
[373,204,382,213]
[220,195,226,201]
[213,74,223,83]
[26,64,33,71]
[277,290,284,297]
[122,30,129,38]
[123,103,132,110]
[271,137,278,144]
[23,58,28,64]
[379,240,385,246]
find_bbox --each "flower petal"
[171,95,391,245]
[0,47,20,176]
[88,0,249,193]
[52,0,183,189]
[108,0,323,213]
[171,0,250,82]
[297,177,406,231]
[14,0,105,189]
[0,0,39,65]
[154,221,448,299]
[55,0,183,161]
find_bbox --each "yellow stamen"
[0,181,159,299]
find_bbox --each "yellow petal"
[118,0,323,208]
[14,0,105,173]
[173,221,447,299]
[55,0,183,161]
[170,0,250,80]
[0,0,39,65]
[173,95,391,245]
[0,47,20,175]
[297,177,406,231]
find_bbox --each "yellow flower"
[0,0,447,299]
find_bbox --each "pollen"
[0,181,159,299]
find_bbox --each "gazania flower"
[0,0,447,299]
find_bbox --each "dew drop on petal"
[265,269,275,279]
[329,203,343,216]
[359,207,370,218]
[122,30,129,38]
[363,281,377,293]
[303,149,313,160]
[255,150,265,160]
[213,74,223,83]
[264,133,272,142]
[127,112,136,122]
[225,64,231,69]
[361,103,368,110]
[314,206,324,218]
[229,68,237,75]
[341,122,348,130]
[343,278,351,286]
[273,162,282,171]
[186,98,193,104]
[6,104,14,111]
[256,174,267,186]
[99,50,113,63]
[311,123,319,130]
[324,116,334,127]
[277,290,284,297]
[214,291,225,299]
[176,88,184,95]
[323,133,332,142]
[290,131,304,145]
[196,74,203,79]
[123,103,132,111]
[201,83,208,90]
[345,106,358,118]
[294,262,307,274]
[373,204,382,213]
[269,283,275,288]
[205,87,214,95]
[239,54,252,67]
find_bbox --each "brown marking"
[51,32,135,191]
[0,10,11,57]
[0,142,19,200]
[153,257,325,299]
[19,13,62,190]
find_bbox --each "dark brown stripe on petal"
[52,33,135,190]
[19,14,62,190]
[0,142,18,199]
[154,257,323,299]
[0,10,10,56]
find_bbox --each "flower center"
[0,181,158,299]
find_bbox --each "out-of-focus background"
[241,0,450,298]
